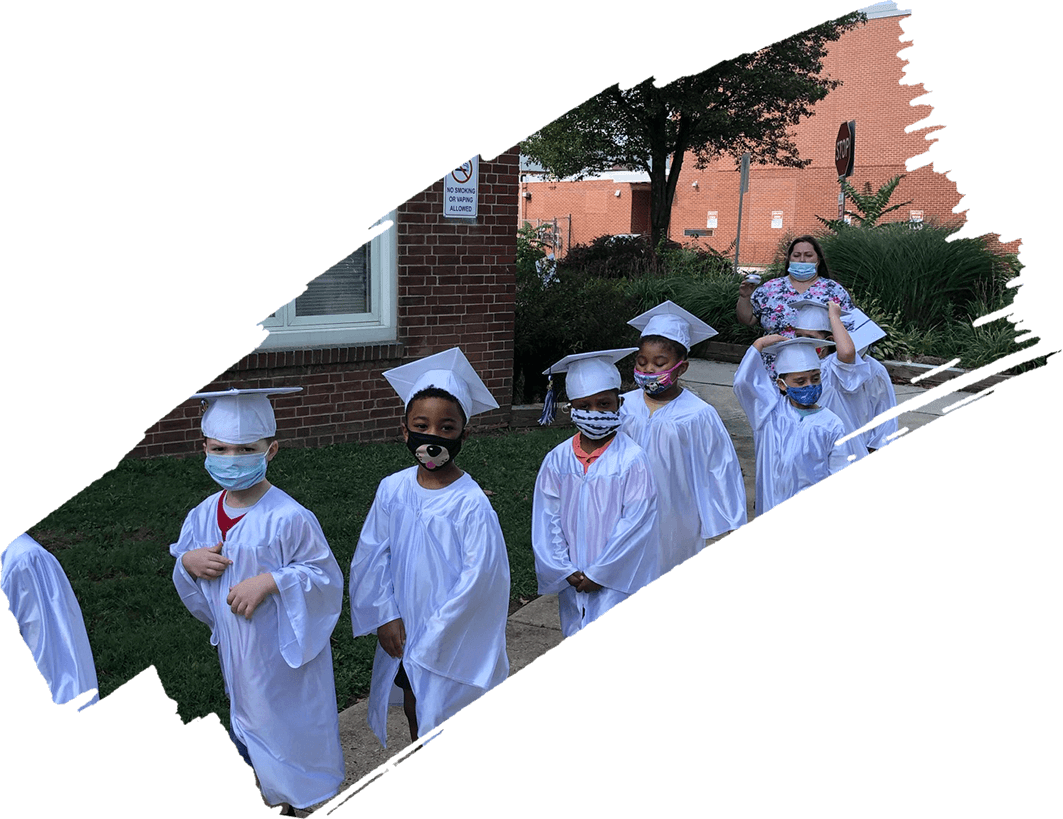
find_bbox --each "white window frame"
[257,212,398,349]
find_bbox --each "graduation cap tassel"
[538,374,557,426]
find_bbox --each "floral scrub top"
[750,276,856,379]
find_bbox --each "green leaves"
[522,12,867,246]
[818,175,913,230]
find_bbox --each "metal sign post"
[834,120,855,222]
[732,153,750,276]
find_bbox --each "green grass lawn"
[28,425,573,727]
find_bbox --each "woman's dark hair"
[639,334,689,361]
[404,387,467,427]
[785,235,830,279]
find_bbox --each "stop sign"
[835,120,855,178]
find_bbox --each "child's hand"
[378,618,406,658]
[181,542,232,580]
[575,575,603,593]
[226,573,278,619]
[566,572,584,588]
[754,333,787,352]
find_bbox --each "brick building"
[131,148,519,457]
[519,3,1015,265]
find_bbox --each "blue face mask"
[205,451,269,490]
[788,261,819,281]
[785,382,822,407]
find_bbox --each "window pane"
[295,244,370,317]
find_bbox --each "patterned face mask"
[569,408,622,440]
[633,359,685,396]
[784,382,822,407]
[405,429,463,470]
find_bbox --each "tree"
[522,12,866,255]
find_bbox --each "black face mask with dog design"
[405,429,463,471]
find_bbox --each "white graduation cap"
[845,308,887,355]
[627,300,717,352]
[191,387,303,444]
[762,337,835,376]
[790,298,851,332]
[542,348,639,400]
[383,347,499,420]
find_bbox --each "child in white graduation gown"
[349,348,510,748]
[619,301,747,573]
[170,387,345,813]
[791,300,899,453]
[733,336,867,516]
[2,533,99,707]
[532,349,660,637]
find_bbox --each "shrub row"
[514,223,1037,403]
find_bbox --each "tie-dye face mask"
[633,360,685,396]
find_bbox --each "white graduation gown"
[619,387,747,573]
[170,487,345,809]
[819,353,899,452]
[1,534,99,707]
[531,433,660,637]
[349,467,510,748]
[733,346,867,516]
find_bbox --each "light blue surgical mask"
[788,262,819,281]
[205,451,269,490]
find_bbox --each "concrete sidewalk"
[324,355,966,809]
[331,595,564,802]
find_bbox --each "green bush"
[514,234,635,403]
[819,222,1015,329]
[815,221,1039,372]
[556,234,657,279]
[513,232,740,404]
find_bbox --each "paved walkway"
[323,356,957,809]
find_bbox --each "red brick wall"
[669,13,983,265]
[520,14,1020,264]
[130,147,519,458]
[519,177,649,254]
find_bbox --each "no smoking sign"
[444,157,479,218]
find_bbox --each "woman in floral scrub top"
[736,235,855,378]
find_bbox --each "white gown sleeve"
[829,353,873,394]
[412,504,510,688]
[349,483,402,638]
[827,420,867,475]
[582,453,660,594]
[531,451,580,595]
[2,534,99,706]
[271,509,343,669]
[734,345,782,432]
[687,408,748,538]
[169,508,217,634]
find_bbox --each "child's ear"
[460,425,471,442]
[266,440,279,461]
[401,421,409,443]
[776,377,787,393]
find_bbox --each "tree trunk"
[648,115,689,264]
